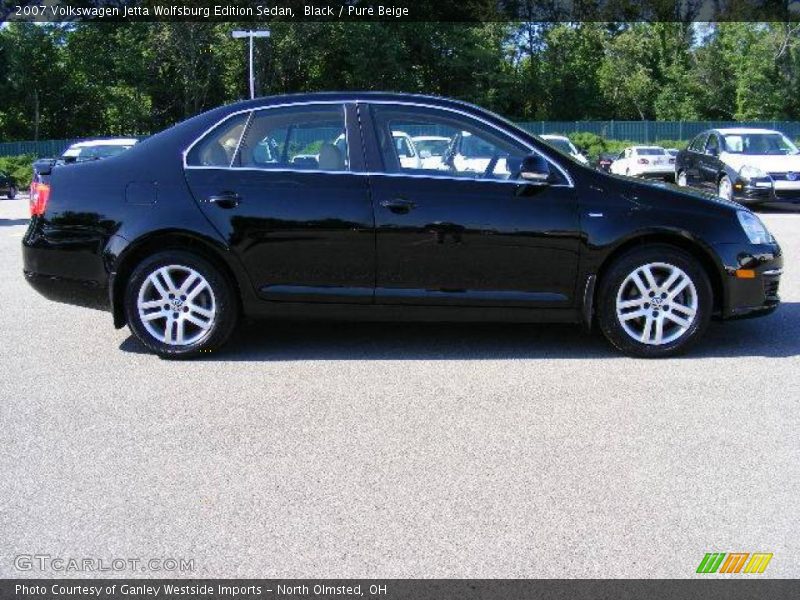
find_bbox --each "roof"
[541,134,570,140]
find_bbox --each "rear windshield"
[544,138,575,155]
[636,148,666,155]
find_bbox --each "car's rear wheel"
[718,175,733,201]
[597,245,712,358]
[7,186,16,199]
[124,251,238,358]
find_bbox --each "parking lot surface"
[1,195,798,578]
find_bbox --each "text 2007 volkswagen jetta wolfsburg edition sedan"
[23,93,782,358]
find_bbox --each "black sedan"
[0,170,18,199]
[22,93,782,358]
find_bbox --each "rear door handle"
[380,198,416,214]
[207,192,241,209]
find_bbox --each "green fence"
[3,121,800,158]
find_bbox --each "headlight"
[737,210,773,244]
[739,165,770,179]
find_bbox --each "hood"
[721,152,800,173]
[619,176,745,214]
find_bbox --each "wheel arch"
[593,231,725,316]
[109,229,247,329]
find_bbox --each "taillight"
[638,158,650,164]
[30,182,50,217]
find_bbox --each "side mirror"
[519,153,552,184]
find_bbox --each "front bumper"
[712,241,782,319]
[734,179,800,204]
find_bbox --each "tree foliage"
[0,21,799,141]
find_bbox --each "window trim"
[183,99,573,187]
[184,101,352,173]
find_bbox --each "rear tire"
[597,245,712,358]
[124,251,239,358]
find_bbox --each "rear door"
[183,103,376,304]
[683,133,708,186]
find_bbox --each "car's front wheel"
[676,171,687,187]
[718,175,733,201]
[597,246,712,358]
[124,251,239,358]
[7,186,16,199]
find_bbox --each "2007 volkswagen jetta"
[22,93,782,358]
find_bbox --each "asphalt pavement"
[1,195,798,578]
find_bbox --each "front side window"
[706,135,720,153]
[371,105,534,181]
[235,105,349,171]
[186,113,250,167]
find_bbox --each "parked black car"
[0,171,18,199]
[675,127,800,205]
[23,93,782,358]
[596,152,617,173]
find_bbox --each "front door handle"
[207,192,241,209]
[380,198,416,214]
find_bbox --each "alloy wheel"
[677,172,687,187]
[718,177,733,200]
[615,262,698,346]
[136,265,216,345]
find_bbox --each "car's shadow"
[119,302,800,361]
[754,202,800,214]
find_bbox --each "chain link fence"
[3,121,800,158]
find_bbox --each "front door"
[183,103,375,303]
[362,103,580,308]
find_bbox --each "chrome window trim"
[183,101,351,172]
[182,98,574,187]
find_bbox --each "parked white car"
[412,135,451,170]
[540,134,589,164]
[392,131,421,169]
[610,146,675,179]
[60,138,139,163]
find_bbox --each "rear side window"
[234,105,348,171]
[689,133,708,152]
[186,113,250,167]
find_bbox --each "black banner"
[2,580,800,600]
[2,0,800,23]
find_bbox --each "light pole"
[231,30,271,100]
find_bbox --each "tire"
[597,245,712,358]
[718,175,733,201]
[7,186,16,199]
[124,251,239,358]
[676,171,687,187]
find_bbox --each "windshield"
[415,139,449,156]
[62,144,134,161]
[722,133,799,155]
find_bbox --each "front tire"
[124,251,239,358]
[718,175,733,201]
[676,171,688,187]
[597,245,712,358]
